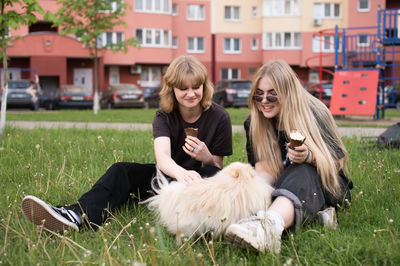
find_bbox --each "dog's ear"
[226,163,241,179]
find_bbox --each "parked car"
[38,89,59,110]
[1,80,40,111]
[306,82,333,108]
[213,80,252,108]
[57,85,93,109]
[384,85,400,110]
[101,83,145,109]
[143,86,161,108]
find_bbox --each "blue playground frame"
[334,6,400,119]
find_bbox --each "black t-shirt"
[153,103,232,169]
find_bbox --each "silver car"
[3,80,40,111]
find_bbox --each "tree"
[46,0,139,115]
[0,0,43,135]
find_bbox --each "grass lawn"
[5,107,400,127]
[0,127,399,265]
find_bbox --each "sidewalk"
[8,120,395,138]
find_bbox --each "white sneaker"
[317,207,338,229]
[225,211,283,253]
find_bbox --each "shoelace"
[58,207,80,225]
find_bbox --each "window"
[135,28,171,47]
[313,3,340,19]
[97,32,124,47]
[357,34,370,47]
[187,37,205,53]
[135,0,171,13]
[248,67,258,75]
[358,0,370,12]
[225,6,240,21]
[251,38,259,50]
[224,38,241,53]
[187,5,205,20]
[141,67,161,87]
[172,36,178,48]
[221,68,240,80]
[252,6,258,18]
[263,0,300,17]
[99,1,124,13]
[263,32,301,49]
[312,35,335,52]
[172,3,178,15]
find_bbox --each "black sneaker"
[21,195,80,232]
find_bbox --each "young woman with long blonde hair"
[225,60,353,253]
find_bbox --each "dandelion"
[389,219,393,225]
[197,253,203,259]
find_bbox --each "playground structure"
[331,7,400,119]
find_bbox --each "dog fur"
[142,162,274,237]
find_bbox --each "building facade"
[2,0,399,94]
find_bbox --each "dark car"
[38,88,59,110]
[100,83,145,109]
[143,86,161,108]
[306,82,333,108]
[384,85,400,110]
[1,80,40,111]
[213,80,251,108]
[57,85,93,109]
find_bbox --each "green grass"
[385,108,400,118]
[0,127,399,265]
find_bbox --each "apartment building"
[2,0,399,94]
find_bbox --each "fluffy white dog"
[142,162,274,238]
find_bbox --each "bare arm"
[255,161,275,186]
[154,136,201,183]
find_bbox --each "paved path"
[8,121,387,138]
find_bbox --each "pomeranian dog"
[142,162,274,238]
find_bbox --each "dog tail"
[140,166,170,207]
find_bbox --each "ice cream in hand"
[184,127,198,138]
[289,130,306,147]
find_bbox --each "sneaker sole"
[225,228,259,252]
[21,195,79,232]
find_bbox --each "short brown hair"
[160,55,214,113]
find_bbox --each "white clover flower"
[0,147,4,151]
[35,144,40,149]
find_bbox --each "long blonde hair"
[248,60,348,198]
[160,55,214,113]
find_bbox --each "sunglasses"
[252,94,279,103]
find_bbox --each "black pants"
[272,163,353,232]
[67,162,220,228]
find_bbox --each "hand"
[287,144,311,164]
[174,168,202,184]
[182,136,213,164]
